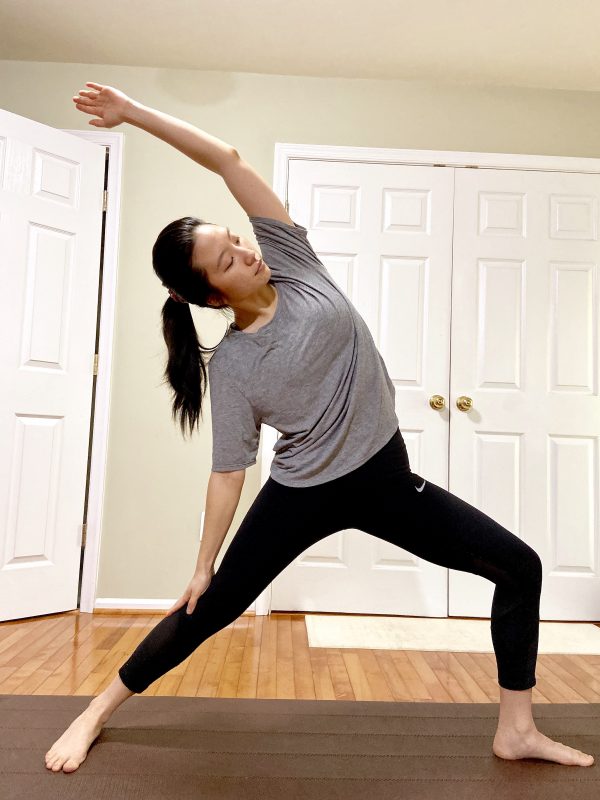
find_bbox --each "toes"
[63,758,79,772]
[569,748,593,766]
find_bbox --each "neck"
[233,282,277,329]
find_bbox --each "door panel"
[450,168,600,620]
[0,109,104,621]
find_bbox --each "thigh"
[353,471,539,583]
[211,475,351,600]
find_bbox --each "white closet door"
[0,109,105,621]
[266,159,455,617]
[449,167,600,620]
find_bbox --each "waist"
[350,427,411,481]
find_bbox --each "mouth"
[255,258,264,275]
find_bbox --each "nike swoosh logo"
[416,480,426,492]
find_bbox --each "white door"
[0,109,105,621]
[449,167,600,621]
[268,159,455,616]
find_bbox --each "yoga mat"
[1,694,598,799]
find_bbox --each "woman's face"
[191,223,270,306]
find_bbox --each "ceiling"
[1,0,600,92]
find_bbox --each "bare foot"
[493,726,594,766]
[44,705,104,773]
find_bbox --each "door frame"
[61,129,124,614]
[253,141,600,617]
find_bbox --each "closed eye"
[227,237,241,269]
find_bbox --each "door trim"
[61,129,124,614]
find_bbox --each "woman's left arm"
[124,99,238,175]
[74,84,293,222]
[220,154,294,225]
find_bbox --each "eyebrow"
[217,227,232,269]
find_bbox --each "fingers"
[72,97,96,108]
[166,596,187,616]
[186,597,199,615]
[86,82,104,90]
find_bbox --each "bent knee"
[513,543,543,590]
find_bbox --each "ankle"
[497,719,537,736]
[87,695,113,724]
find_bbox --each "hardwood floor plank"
[373,649,416,702]
[197,623,234,697]
[396,649,454,701]
[406,650,455,702]
[420,651,471,702]
[236,613,263,699]
[358,649,395,701]
[340,650,372,701]
[256,610,277,698]
[177,637,216,697]
[454,652,495,701]
[291,614,317,700]
[326,648,355,701]
[275,614,295,699]
[217,615,250,698]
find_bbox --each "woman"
[45,82,594,773]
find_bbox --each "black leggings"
[118,428,542,694]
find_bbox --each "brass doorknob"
[456,395,473,412]
[429,394,445,410]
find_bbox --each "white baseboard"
[94,598,256,612]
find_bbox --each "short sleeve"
[208,361,261,471]
[248,216,326,274]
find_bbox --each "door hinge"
[93,353,99,375]
[103,189,108,211]
[80,523,87,548]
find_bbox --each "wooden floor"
[1,610,600,703]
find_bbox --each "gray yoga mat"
[1,694,599,799]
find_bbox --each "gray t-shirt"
[208,215,399,487]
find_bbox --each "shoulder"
[207,339,235,377]
[249,215,309,241]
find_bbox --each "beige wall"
[2,59,600,601]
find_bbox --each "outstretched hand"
[165,567,215,617]
[71,82,132,128]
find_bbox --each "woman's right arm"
[165,470,245,617]
[194,470,246,574]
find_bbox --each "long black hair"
[152,216,233,439]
